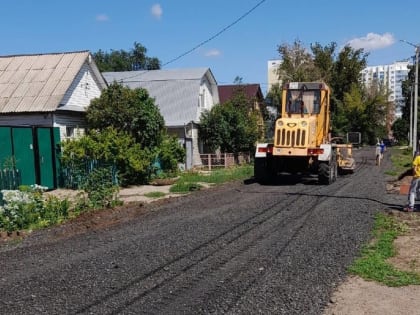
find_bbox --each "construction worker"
[404,151,420,212]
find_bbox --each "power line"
[162,0,266,67]
[121,0,267,82]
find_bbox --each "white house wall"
[54,61,104,140]
[197,78,216,122]
[168,124,202,169]
[53,112,87,140]
[59,62,103,111]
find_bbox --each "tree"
[156,134,186,176]
[93,42,161,72]
[199,101,259,161]
[272,39,384,143]
[277,39,318,82]
[330,45,368,102]
[87,82,165,149]
[61,127,153,186]
[199,102,259,153]
[310,42,337,83]
[392,118,408,144]
[264,83,281,139]
[340,83,388,144]
[65,83,185,185]
[233,76,243,84]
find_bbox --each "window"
[286,89,321,114]
[200,91,205,108]
[66,127,74,138]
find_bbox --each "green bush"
[0,172,120,232]
[155,134,185,177]
[80,168,121,210]
[0,185,70,232]
[61,128,153,186]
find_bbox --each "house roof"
[218,84,263,104]
[0,51,107,113]
[102,68,218,126]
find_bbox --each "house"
[218,84,266,140]
[0,50,107,138]
[0,50,107,188]
[102,68,219,169]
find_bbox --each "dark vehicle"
[347,132,361,147]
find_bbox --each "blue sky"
[1,0,419,94]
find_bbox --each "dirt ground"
[323,211,420,315]
[1,180,420,314]
[324,177,420,315]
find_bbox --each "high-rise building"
[267,59,282,93]
[360,61,411,119]
[267,58,411,120]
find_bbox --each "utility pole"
[415,46,419,154]
[401,40,419,155]
[410,85,413,147]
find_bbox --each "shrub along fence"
[60,159,118,189]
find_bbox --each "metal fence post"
[208,154,211,170]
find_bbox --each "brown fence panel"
[198,152,250,170]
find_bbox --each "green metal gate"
[0,127,13,167]
[34,127,59,188]
[13,128,36,186]
[0,126,61,190]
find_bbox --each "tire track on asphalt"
[75,178,354,314]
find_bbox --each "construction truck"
[254,82,355,184]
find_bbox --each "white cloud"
[205,49,221,57]
[96,14,109,22]
[151,4,163,19]
[346,32,395,52]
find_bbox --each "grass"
[144,191,166,198]
[349,146,420,286]
[169,164,253,194]
[385,146,413,176]
[348,213,420,286]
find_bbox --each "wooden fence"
[198,152,251,170]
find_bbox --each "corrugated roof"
[218,84,263,104]
[0,51,105,113]
[103,68,218,126]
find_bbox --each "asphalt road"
[0,146,405,314]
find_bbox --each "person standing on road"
[380,140,386,156]
[375,142,382,165]
[404,151,420,212]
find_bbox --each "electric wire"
[119,0,267,83]
[161,0,266,67]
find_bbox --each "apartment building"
[360,60,411,118]
[267,58,410,119]
[267,59,282,93]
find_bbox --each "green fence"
[60,160,118,189]
[0,169,21,206]
[0,169,21,190]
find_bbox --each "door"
[0,127,13,167]
[36,128,55,189]
[12,128,36,186]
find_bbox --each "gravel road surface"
[0,146,404,314]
